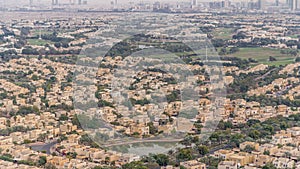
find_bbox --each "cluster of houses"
[224,15,300,49]
[218,98,300,125]
[52,133,141,167]
[215,127,300,169]
[0,112,77,144]
[0,54,300,169]
[0,57,74,113]
[0,160,40,169]
[247,77,299,97]
[236,64,268,75]
[77,56,300,143]
[0,14,107,54]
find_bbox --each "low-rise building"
[218,161,238,169]
[180,160,206,169]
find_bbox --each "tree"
[262,163,276,169]
[263,150,270,155]
[92,167,111,169]
[71,115,81,128]
[61,41,69,48]
[54,42,61,48]
[199,157,223,169]
[284,152,292,158]
[176,148,193,161]
[32,75,39,81]
[244,145,255,153]
[280,121,288,130]
[45,163,58,169]
[37,133,47,142]
[269,56,277,62]
[59,114,69,121]
[104,156,110,165]
[147,122,158,135]
[248,130,261,139]
[22,47,39,55]
[17,106,39,115]
[229,133,244,147]
[264,125,275,134]
[180,135,193,147]
[122,161,148,169]
[212,39,225,47]
[209,132,220,143]
[153,154,169,166]
[233,31,247,39]
[290,50,298,56]
[197,145,209,156]
[79,134,100,148]
[229,47,239,54]
[38,156,47,166]
[218,121,232,130]
[67,152,77,159]
[219,48,227,55]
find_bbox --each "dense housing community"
[1,3,300,169]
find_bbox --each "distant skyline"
[1,0,189,7]
[0,0,286,8]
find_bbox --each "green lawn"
[261,59,295,66]
[288,34,300,38]
[27,39,53,46]
[31,30,53,37]
[221,47,296,66]
[212,28,234,40]
[132,46,295,66]
[31,29,77,37]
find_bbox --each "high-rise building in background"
[258,0,265,9]
[191,0,198,6]
[287,0,297,10]
[50,0,86,6]
[248,0,256,10]
[190,0,198,9]
[222,0,230,8]
[276,0,279,6]
[153,1,161,10]
[111,0,117,9]
[286,0,289,7]
[0,0,5,10]
[209,1,222,9]
[52,0,58,5]
[296,0,300,9]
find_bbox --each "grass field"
[221,47,296,66]
[132,47,295,66]
[27,39,54,46]
[31,30,53,37]
[288,34,300,38]
[212,28,234,39]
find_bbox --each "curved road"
[105,139,183,147]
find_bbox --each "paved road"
[209,144,231,154]
[254,68,277,81]
[28,141,57,154]
[105,139,183,147]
